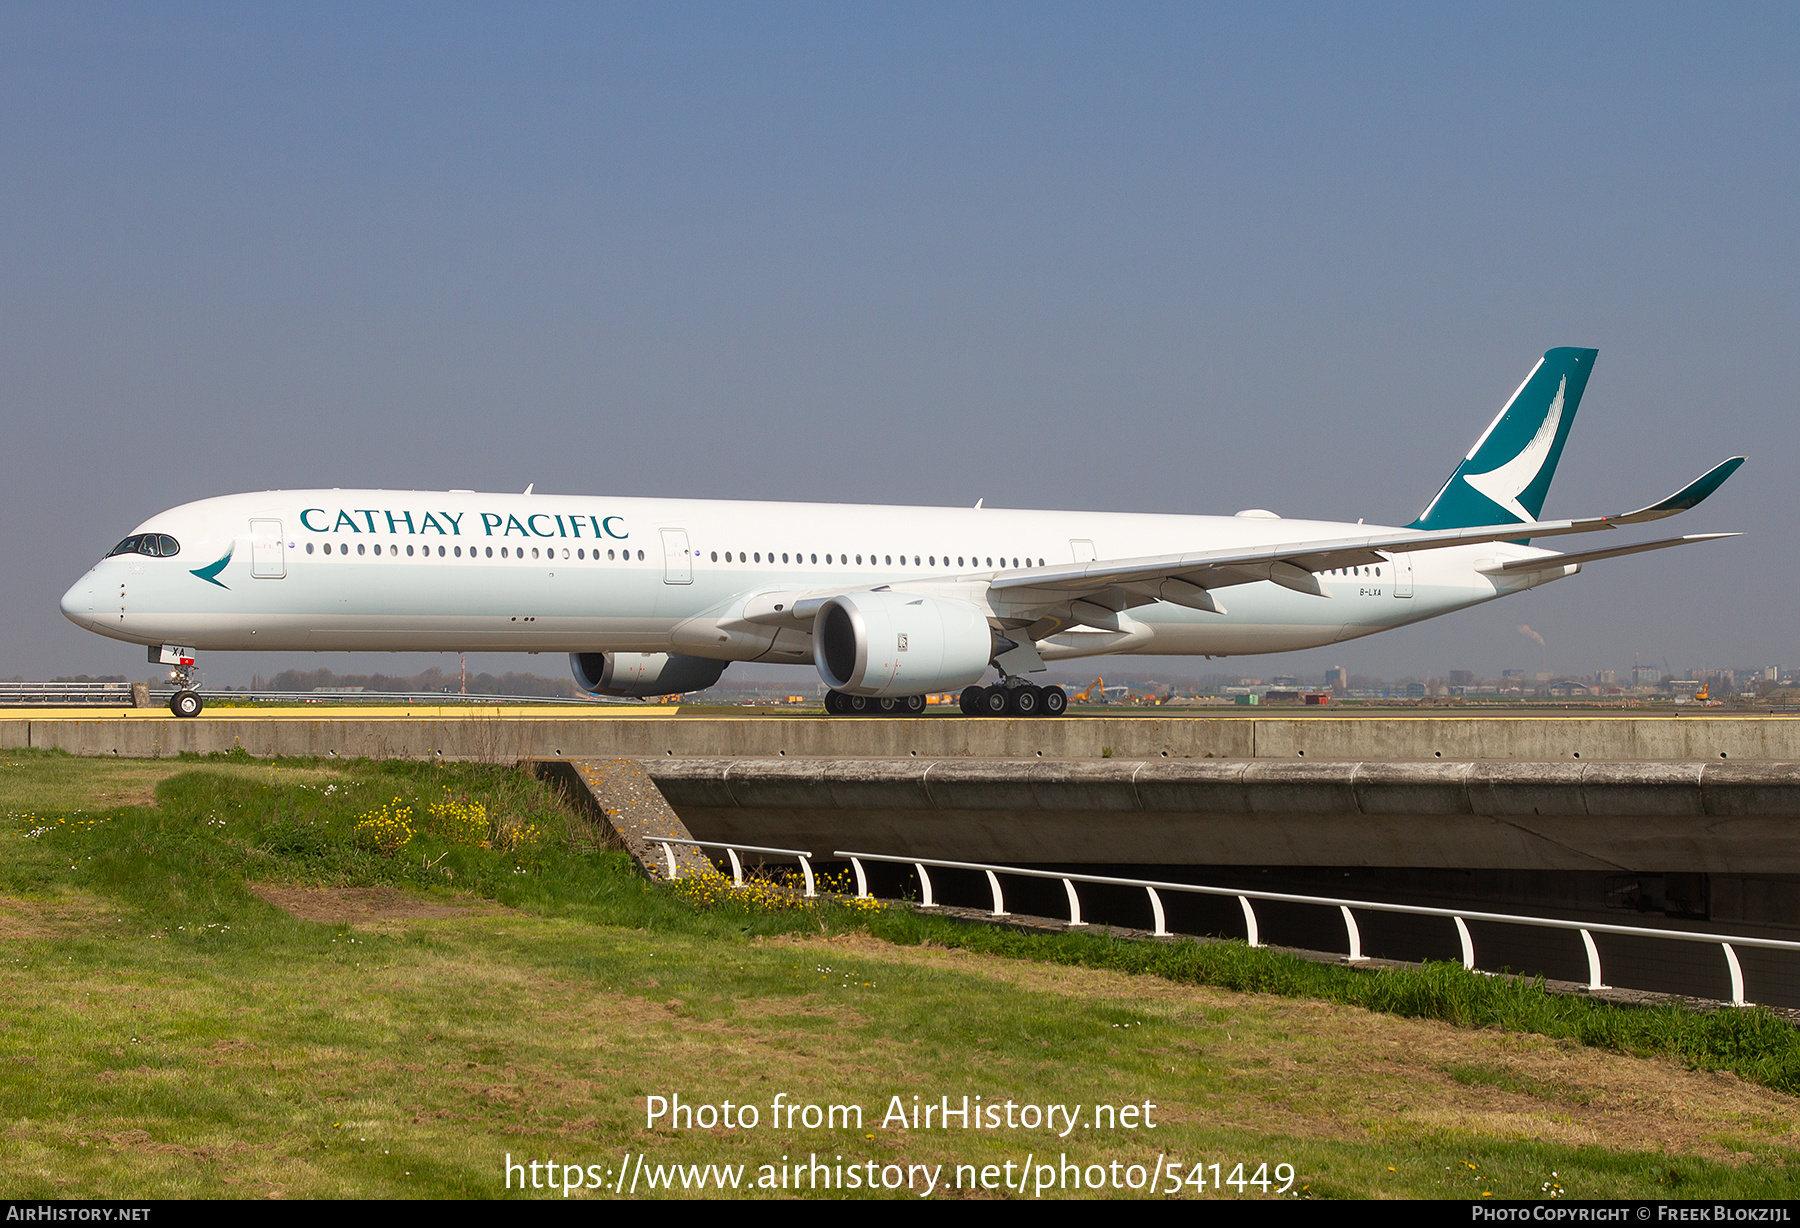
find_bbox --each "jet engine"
[570,652,728,698]
[813,591,994,697]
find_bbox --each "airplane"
[60,347,1743,719]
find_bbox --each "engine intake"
[570,652,728,698]
[813,591,993,697]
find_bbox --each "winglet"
[1614,457,1745,524]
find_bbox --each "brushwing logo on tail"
[1460,376,1566,523]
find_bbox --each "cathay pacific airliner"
[61,348,1742,718]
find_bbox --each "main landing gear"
[823,691,927,717]
[958,683,1067,717]
[820,683,1069,717]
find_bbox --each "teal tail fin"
[1411,347,1598,530]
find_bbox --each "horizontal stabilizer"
[1478,533,1740,574]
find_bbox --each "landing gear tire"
[824,690,848,715]
[845,693,872,715]
[1041,686,1068,716]
[902,694,926,715]
[877,697,899,715]
[981,685,1010,716]
[959,686,985,715]
[170,690,203,719]
[1010,685,1042,717]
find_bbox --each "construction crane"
[1069,677,1133,704]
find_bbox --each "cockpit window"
[106,534,179,559]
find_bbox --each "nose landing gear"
[152,645,204,718]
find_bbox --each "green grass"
[855,910,1800,1097]
[0,747,1796,1199]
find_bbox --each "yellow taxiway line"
[1,705,688,721]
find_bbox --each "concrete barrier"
[10,710,1800,762]
[645,757,1800,873]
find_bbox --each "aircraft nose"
[59,576,94,627]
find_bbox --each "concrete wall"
[11,711,1800,762]
[648,757,1800,872]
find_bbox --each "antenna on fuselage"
[524,483,534,495]
[974,498,983,509]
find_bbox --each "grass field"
[1,748,1797,1200]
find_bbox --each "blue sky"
[3,4,1794,685]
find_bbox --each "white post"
[798,855,817,899]
[1580,929,1605,990]
[1238,895,1260,948]
[1722,942,1746,1007]
[1146,886,1169,937]
[1341,905,1366,962]
[1062,878,1085,927]
[985,870,1009,917]
[1454,916,1475,970]
[914,863,935,908]
[851,857,869,900]
[726,847,743,887]
[662,842,678,880]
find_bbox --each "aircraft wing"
[985,456,1746,606]
[729,457,1743,634]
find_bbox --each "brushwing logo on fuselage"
[190,547,233,589]
[1460,376,1565,523]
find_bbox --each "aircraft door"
[661,528,693,584]
[1070,539,1097,562]
[1391,551,1413,598]
[249,519,286,579]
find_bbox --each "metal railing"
[835,850,1800,1008]
[0,682,134,705]
[647,838,817,898]
[0,682,642,707]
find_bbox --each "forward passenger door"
[661,528,693,584]
[249,519,286,579]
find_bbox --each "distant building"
[1326,666,1349,691]
[1632,666,1661,687]
[1598,669,1617,687]
[1448,670,1474,686]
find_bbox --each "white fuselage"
[60,490,1569,667]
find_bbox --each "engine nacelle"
[569,652,728,698]
[813,591,994,697]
